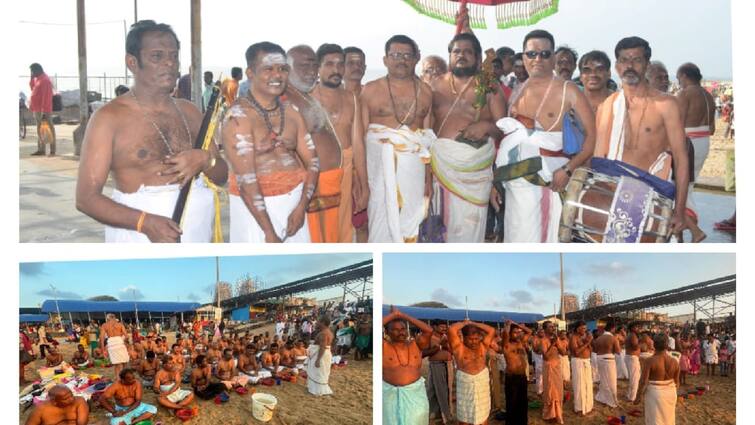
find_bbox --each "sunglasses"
[524,50,553,60]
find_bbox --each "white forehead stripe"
[261,53,286,67]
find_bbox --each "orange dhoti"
[308,168,344,243]
[338,147,354,243]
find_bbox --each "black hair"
[578,50,611,70]
[514,52,524,62]
[316,43,345,64]
[604,318,616,331]
[344,46,365,58]
[461,324,482,337]
[115,85,130,96]
[126,20,180,66]
[246,344,256,350]
[496,47,515,59]
[195,354,206,364]
[385,35,419,58]
[231,67,243,79]
[574,320,586,329]
[614,36,652,60]
[448,33,483,61]
[171,343,180,349]
[555,45,579,63]
[677,62,703,83]
[492,57,503,66]
[30,63,44,74]
[119,368,135,380]
[223,347,233,354]
[523,29,555,51]
[270,342,279,349]
[653,334,667,351]
[146,350,155,359]
[204,71,213,78]
[319,315,331,327]
[245,41,286,69]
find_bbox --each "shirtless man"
[569,321,594,415]
[362,35,434,243]
[537,321,568,424]
[495,29,595,243]
[635,335,680,425]
[595,37,689,235]
[216,348,248,388]
[501,320,533,425]
[190,354,227,400]
[449,319,496,425]
[421,55,448,84]
[223,42,317,243]
[24,385,89,425]
[344,47,366,96]
[555,46,578,80]
[431,31,506,242]
[238,344,260,376]
[71,345,90,369]
[100,368,157,425]
[423,321,453,424]
[45,346,63,368]
[280,341,296,367]
[261,343,282,374]
[100,314,129,381]
[138,350,159,385]
[578,51,614,112]
[593,321,621,408]
[154,355,194,411]
[383,307,433,425]
[676,62,715,242]
[293,340,308,367]
[646,62,670,93]
[76,20,228,243]
[307,316,335,395]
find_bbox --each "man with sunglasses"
[361,35,434,243]
[430,31,507,242]
[578,50,614,112]
[594,37,689,237]
[494,29,596,243]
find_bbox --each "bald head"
[287,45,318,92]
[49,385,75,407]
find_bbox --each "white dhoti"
[534,353,544,394]
[591,352,599,383]
[431,138,494,243]
[560,355,571,382]
[365,124,433,243]
[645,380,677,425]
[570,357,593,414]
[594,354,618,407]
[617,349,628,379]
[455,368,490,425]
[106,336,129,365]
[229,183,310,243]
[306,344,333,396]
[106,178,214,242]
[495,117,568,243]
[685,125,711,212]
[625,354,641,401]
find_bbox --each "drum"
[559,168,673,243]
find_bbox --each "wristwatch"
[560,164,572,177]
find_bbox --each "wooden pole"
[190,0,202,109]
[74,0,89,155]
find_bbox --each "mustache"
[326,74,343,80]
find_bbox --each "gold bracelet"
[136,211,147,233]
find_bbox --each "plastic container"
[252,393,278,422]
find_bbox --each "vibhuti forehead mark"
[261,53,286,67]
[235,133,254,156]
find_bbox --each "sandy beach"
[19,324,373,425]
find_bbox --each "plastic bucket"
[252,393,278,422]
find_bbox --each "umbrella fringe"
[402,0,488,29]
[496,0,559,29]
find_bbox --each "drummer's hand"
[670,210,686,235]
[490,188,502,212]
[550,168,569,192]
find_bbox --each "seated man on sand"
[138,350,160,386]
[191,354,228,400]
[262,343,283,375]
[24,385,89,425]
[71,345,91,369]
[215,348,249,389]
[154,355,194,412]
[280,342,296,368]
[292,340,308,368]
[238,344,261,377]
[45,346,64,368]
[99,368,157,425]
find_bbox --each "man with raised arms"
[593,320,621,408]
[594,37,689,235]
[99,368,158,425]
[569,320,594,416]
[423,321,453,424]
[537,321,568,424]
[494,29,595,243]
[579,51,614,112]
[383,306,433,425]
[448,319,496,425]
[500,320,532,425]
[361,35,434,243]
[24,385,89,425]
[222,42,318,242]
[76,20,228,243]
[430,30,506,242]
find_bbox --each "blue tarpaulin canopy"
[20,314,48,323]
[382,305,543,324]
[40,300,200,314]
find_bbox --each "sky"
[383,253,735,317]
[16,0,732,94]
[19,253,372,308]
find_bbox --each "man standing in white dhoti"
[448,319,496,424]
[77,20,228,243]
[307,316,334,396]
[569,321,593,416]
[222,42,319,243]
[625,322,643,402]
[361,35,434,243]
[635,335,680,425]
[100,314,130,381]
[616,326,629,380]
[593,320,621,408]
[494,29,595,243]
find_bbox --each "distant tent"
[20,314,48,323]
[40,300,200,313]
[382,305,543,324]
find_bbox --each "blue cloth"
[109,402,157,425]
[590,157,676,200]
[383,378,430,425]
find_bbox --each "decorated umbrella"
[402,0,559,30]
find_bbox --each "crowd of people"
[20,301,373,425]
[63,9,724,244]
[382,307,735,425]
